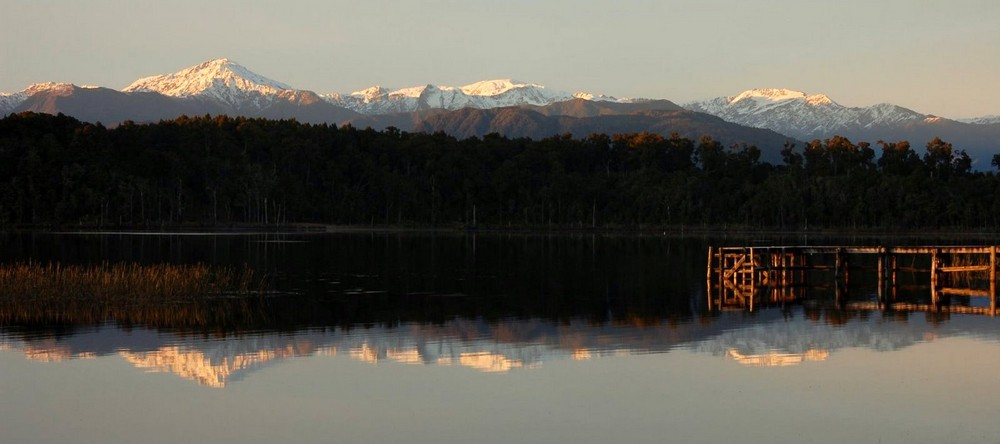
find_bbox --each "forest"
[0,111,998,230]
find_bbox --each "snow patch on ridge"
[958,114,1000,125]
[729,88,808,103]
[459,79,534,96]
[322,79,639,114]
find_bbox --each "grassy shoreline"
[0,262,267,329]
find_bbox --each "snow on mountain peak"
[1,82,78,112]
[394,84,451,99]
[958,114,1000,125]
[350,86,392,102]
[321,78,633,114]
[730,88,807,103]
[727,88,837,108]
[25,82,76,95]
[684,88,927,140]
[805,94,834,106]
[113,59,628,115]
[122,58,292,108]
[460,79,536,96]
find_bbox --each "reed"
[945,253,989,288]
[0,261,268,329]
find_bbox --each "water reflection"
[725,349,829,367]
[3,232,1000,386]
[4,305,1000,387]
[5,233,1000,444]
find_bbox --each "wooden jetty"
[707,245,999,315]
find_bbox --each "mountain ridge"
[3,59,999,166]
[2,59,996,122]
[684,88,929,140]
[685,88,1000,165]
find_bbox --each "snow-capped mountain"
[959,115,1000,125]
[1,60,360,125]
[684,88,928,141]
[322,79,634,115]
[0,82,80,114]
[683,88,1000,166]
[4,60,997,165]
[113,59,639,115]
[122,58,301,111]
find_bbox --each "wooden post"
[749,247,756,309]
[780,251,786,286]
[835,248,846,306]
[706,247,714,310]
[719,252,725,306]
[721,252,727,299]
[843,249,850,289]
[877,250,885,310]
[931,249,940,308]
[781,252,788,287]
[890,253,898,302]
[991,246,997,316]
[835,249,843,280]
[800,251,807,288]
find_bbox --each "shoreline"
[3,223,998,240]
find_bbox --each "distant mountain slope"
[522,98,683,117]
[358,105,797,163]
[12,84,360,126]
[9,83,773,158]
[14,84,219,124]
[959,115,1000,125]
[1,58,649,125]
[686,88,1000,166]
[1,83,84,116]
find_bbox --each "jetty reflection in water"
[708,245,1000,314]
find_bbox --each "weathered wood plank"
[723,255,747,280]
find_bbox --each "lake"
[2,231,1000,444]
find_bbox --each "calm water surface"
[2,232,1000,444]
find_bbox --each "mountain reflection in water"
[5,234,1000,444]
[4,307,998,387]
[3,232,1000,386]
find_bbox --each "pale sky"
[2,0,998,118]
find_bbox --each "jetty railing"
[707,245,999,315]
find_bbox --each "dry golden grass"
[0,262,267,329]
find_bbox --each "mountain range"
[684,89,1000,165]
[3,58,998,166]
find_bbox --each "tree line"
[1,112,998,230]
